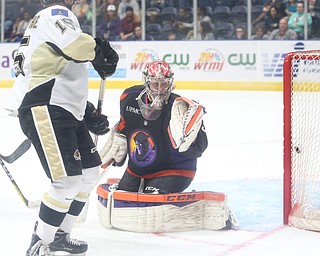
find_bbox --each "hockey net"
[283,50,320,231]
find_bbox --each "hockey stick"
[94,78,106,145]
[0,158,40,209]
[0,139,31,163]
[77,78,107,223]
[98,159,114,184]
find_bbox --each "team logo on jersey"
[126,106,141,115]
[129,130,156,166]
[74,149,81,161]
[52,9,68,17]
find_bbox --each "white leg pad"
[97,185,231,232]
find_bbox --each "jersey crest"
[129,130,156,166]
[51,9,68,17]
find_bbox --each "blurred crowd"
[2,0,320,42]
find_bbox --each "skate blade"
[53,252,86,256]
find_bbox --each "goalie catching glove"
[168,97,204,152]
[99,124,127,168]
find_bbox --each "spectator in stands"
[96,0,119,24]
[197,6,212,25]
[160,23,174,40]
[233,25,247,39]
[10,0,36,22]
[269,17,298,40]
[98,4,121,41]
[147,0,165,8]
[285,0,298,17]
[264,5,281,34]
[72,0,92,25]
[3,10,14,41]
[146,7,161,26]
[147,0,177,8]
[5,0,38,42]
[164,30,179,40]
[118,0,141,22]
[6,16,22,42]
[253,0,285,27]
[196,6,214,37]
[118,6,140,40]
[196,20,215,40]
[288,1,312,39]
[128,26,154,40]
[11,11,31,42]
[308,0,320,38]
[175,7,193,38]
[178,0,193,8]
[266,0,286,16]
[252,22,269,40]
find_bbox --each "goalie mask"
[136,60,175,121]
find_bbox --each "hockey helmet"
[136,60,175,120]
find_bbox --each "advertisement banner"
[1,40,319,90]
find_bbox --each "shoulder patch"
[51,9,68,17]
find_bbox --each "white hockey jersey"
[12,5,96,120]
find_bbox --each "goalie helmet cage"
[283,50,320,231]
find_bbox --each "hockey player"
[12,0,119,255]
[100,60,208,194]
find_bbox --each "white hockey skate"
[224,208,240,230]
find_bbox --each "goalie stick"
[0,158,40,209]
[0,139,31,163]
[76,159,114,223]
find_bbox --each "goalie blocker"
[97,179,238,232]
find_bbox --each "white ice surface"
[0,88,319,256]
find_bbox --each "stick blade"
[27,200,41,209]
[0,139,32,163]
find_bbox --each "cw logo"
[228,53,256,66]
[163,54,189,65]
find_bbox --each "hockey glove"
[91,38,119,79]
[99,124,127,168]
[168,97,204,152]
[84,101,110,135]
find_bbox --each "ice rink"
[0,88,319,256]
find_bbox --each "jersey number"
[55,18,76,34]
[13,36,30,77]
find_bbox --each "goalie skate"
[224,209,240,230]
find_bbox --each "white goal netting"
[285,50,320,231]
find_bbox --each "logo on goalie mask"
[129,130,156,166]
[136,60,175,121]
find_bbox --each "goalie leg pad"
[97,182,232,232]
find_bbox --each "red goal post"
[283,50,320,231]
